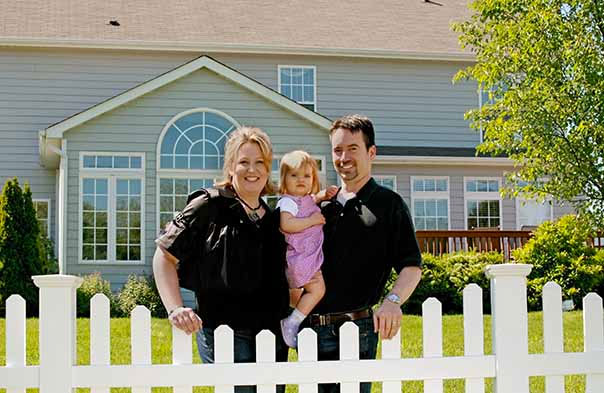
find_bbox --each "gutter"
[0,38,476,62]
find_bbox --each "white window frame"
[79,152,145,265]
[464,176,503,230]
[156,108,240,233]
[374,175,398,193]
[33,198,51,238]
[278,65,317,111]
[410,176,450,230]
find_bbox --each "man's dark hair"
[329,114,375,149]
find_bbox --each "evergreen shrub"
[0,178,44,316]
[513,215,604,310]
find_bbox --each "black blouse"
[156,187,289,332]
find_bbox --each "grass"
[0,311,586,393]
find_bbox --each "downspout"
[44,134,68,275]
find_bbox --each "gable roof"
[1,0,473,61]
[42,55,332,138]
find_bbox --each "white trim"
[463,176,503,230]
[278,65,317,111]
[515,197,554,230]
[32,198,52,238]
[0,39,476,62]
[44,56,331,138]
[79,154,145,265]
[410,176,451,230]
[59,139,68,274]
[374,155,514,167]
[374,175,398,193]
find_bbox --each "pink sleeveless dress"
[279,195,324,288]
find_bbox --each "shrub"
[0,178,44,316]
[116,275,166,318]
[77,272,120,317]
[384,251,505,315]
[513,215,604,310]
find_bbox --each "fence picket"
[423,298,443,393]
[256,330,277,393]
[542,282,564,393]
[583,293,604,393]
[463,284,484,393]
[215,325,235,393]
[90,294,110,393]
[172,325,193,393]
[131,306,151,393]
[340,322,360,393]
[381,328,401,393]
[6,295,26,393]
[298,328,318,393]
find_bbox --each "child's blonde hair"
[279,150,321,195]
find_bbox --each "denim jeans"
[308,317,379,393]
[196,327,289,393]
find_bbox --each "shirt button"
[340,213,344,217]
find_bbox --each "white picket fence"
[1,264,603,392]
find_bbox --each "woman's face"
[229,142,269,199]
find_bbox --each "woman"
[153,126,290,392]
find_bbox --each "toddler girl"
[277,150,337,348]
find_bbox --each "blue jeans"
[196,327,288,393]
[309,317,379,393]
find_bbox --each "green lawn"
[0,312,586,393]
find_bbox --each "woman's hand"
[168,306,203,334]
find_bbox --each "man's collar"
[355,177,379,204]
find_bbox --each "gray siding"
[373,164,518,230]
[64,68,333,286]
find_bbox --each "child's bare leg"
[295,274,326,315]
[289,288,303,308]
[281,271,326,348]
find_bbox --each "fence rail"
[1,266,604,393]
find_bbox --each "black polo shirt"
[315,178,422,314]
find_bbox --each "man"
[305,114,422,393]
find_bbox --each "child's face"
[285,164,313,196]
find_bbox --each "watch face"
[387,293,401,304]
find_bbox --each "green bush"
[0,178,45,316]
[384,251,505,315]
[77,272,120,317]
[116,275,166,318]
[513,215,604,310]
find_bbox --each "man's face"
[330,127,376,184]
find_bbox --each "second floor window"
[279,66,316,111]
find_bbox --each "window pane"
[467,180,476,192]
[130,180,141,195]
[425,200,437,216]
[83,212,94,227]
[116,246,128,261]
[467,201,477,217]
[436,179,448,192]
[96,212,107,227]
[304,86,313,102]
[490,218,500,228]
[83,245,94,260]
[83,229,94,243]
[292,86,303,102]
[415,217,426,230]
[160,178,173,194]
[477,180,488,192]
[116,179,129,195]
[425,217,437,230]
[280,69,291,84]
[160,196,173,212]
[160,155,173,168]
[303,68,314,84]
[116,196,128,211]
[130,213,141,228]
[116,229,128,244]
[96,179,108,195]
[129,246,141,261]
[130,156,142,169]
[489,200,500,217]
[129,197,141,211]
[96,229,107,244]
[468,217,477,229]
[175,196,188,211]
[129,229,140,244]
[413,179,423,192]
[488,180,499,192]
[83,179,95,194]
[83,155,95,168]
[414,200,425,216]
[478,201,490,216]
[116,212,128,227]
[174,156,188,169]
[292,69,303,84]
[437,199,448,216]
[437,217,448,229]
[35,201,48,219]
[95,245,107,260]
[174,179,188,194]
[424,179,435,192]
[160,213,172,229]
[97,156,112,168]
[114,156,129,168]
[479,218,489,227]
[282,85,291,98]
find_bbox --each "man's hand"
[373,300,402,340]
[168,307,203,334]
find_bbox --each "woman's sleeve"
[155,193,211,262]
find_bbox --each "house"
[0,0,572,288]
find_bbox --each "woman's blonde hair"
[215,126,275,195]
[279,150,320,195]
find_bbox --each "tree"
[0,178,44,315]
[453,0,604,227]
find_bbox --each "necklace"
[235,195,263,222]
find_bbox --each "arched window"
[157,109,238,229]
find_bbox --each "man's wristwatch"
[385,293,402,305]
